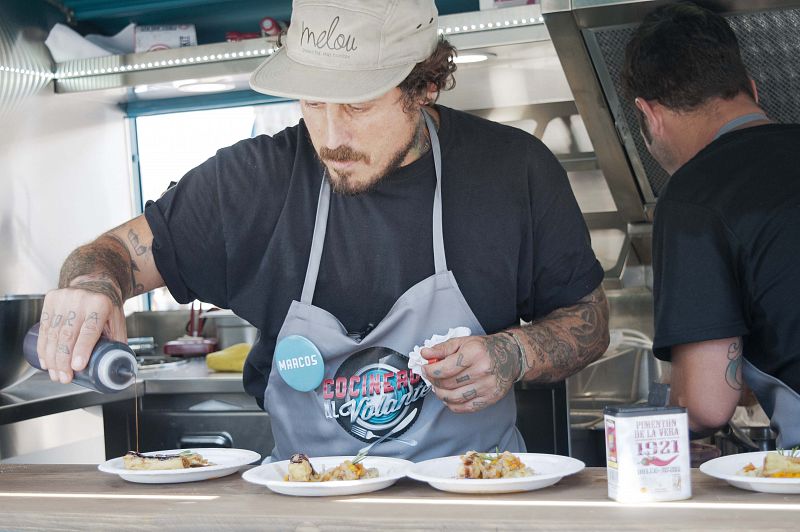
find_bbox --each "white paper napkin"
[407,327,471,386]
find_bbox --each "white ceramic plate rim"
[242,455,412,489]
[699,451,800,484]
[408,453,585,485]
[98,448,261,476]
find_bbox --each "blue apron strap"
[742,358,800,448]
[712,112,768,141]
[300,173,331,305]
[422,109,447,274]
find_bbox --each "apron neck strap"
[300,108,446,305]
[300,168,332,304]
[424,108,447,275]
[712,112,768,142]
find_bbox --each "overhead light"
[173,79,236,93]
[177,82,236,93]
[453,53,492,64]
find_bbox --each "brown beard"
[317,113,427,196]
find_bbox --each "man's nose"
[324,104,351,149]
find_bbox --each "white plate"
[98,448,261,484]
[408,453,585,494]
[242,456,412,497]
[699,451,800,494]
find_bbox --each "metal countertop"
[0,359,245,425]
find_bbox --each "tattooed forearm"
[58,227,151,306]
[58,235,131,299]
[127,228,148,256]
[725,340,743,391]
[512,285,610,383]
[105,232,146,296]
[59,238,133,307]
[69,278,124,307]
[483,333,520,397]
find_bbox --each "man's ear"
[635,97,663,137]
[749,78,759,104]
[422,82,438,106]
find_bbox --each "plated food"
[409,452,585,494]
[98,448,261,484]
[458,450,534,479]
[242,455,413,497]
[286,452,379,482]
[123,450,211,470]
[738,450,800,478]
[700,450,800,494]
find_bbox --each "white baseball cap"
[250,0,439,103]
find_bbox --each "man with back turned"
[623,1,800,446]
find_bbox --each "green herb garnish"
[477,446,502,462]
[777,446,800,458]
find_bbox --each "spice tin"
[604,405,691,502]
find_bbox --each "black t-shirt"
[652,123,800,394]
[144,105,603,404]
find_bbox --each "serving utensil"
[352,407,418,463]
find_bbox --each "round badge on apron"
[274,335,324,392]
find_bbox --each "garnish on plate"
[738,448,800,478]
[284,453,379,482]
[123,450,211,470]
[457,449,534,479]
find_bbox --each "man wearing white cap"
[37,0,609,460]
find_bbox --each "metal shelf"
[53,4,549,94]
[54,37,278,93]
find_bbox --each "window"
[135,101,302,310]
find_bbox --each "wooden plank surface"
[0,465,797,531]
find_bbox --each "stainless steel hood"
[542,0,800,223]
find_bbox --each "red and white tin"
[604,405,691,502]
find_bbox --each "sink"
[570,396,631,411]
[570,410,603,429]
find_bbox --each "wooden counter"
[0,465,797,531]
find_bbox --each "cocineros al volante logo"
[323,346,428,442]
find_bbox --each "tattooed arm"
[667,337,743,435]
[423,285,610,413]
[38,215,164,383]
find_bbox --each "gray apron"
[711,113,799,447]
[742,360,800,448]
[264,110,525,461]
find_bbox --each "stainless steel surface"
[716,425,776,455]
[136,355,188,371]
[0,358,239,426]
[202,313,258,350]
[0,373,139,426]
[541,1,647,224]
[542,0,800,219]
[0,0,55,118]
[568,288,658,448]
[0,406,105,464]
[126,310,199,354]
[569,345,644,410]
[54,38,275,94]
[0,295,43,390]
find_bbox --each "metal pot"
[0,294,44,390]
[200,309,258,349]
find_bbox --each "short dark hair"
[398,37,457,112]
[621,1,753,111]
